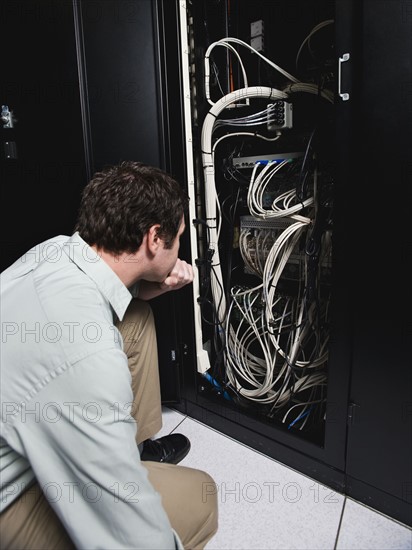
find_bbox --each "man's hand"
[159,259,194,292]
[138,259,194,301]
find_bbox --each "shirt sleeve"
[6,347,182,550]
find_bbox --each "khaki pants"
[0,299,218,550]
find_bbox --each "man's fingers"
[164,260,194,289]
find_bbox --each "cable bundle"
[196,27,334,429]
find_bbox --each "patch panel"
[232,151,304,169]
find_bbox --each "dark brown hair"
[75,161,189,253]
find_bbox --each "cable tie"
[192,218,208,226]
[195,258,205,266]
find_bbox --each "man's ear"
[147,224,161,254]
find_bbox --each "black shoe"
[140,433,191,465]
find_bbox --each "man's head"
[75,161,189,254]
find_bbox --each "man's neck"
[91,246,144,288]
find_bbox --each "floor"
[155,407,412,550]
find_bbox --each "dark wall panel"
[80,0,163,171]
[0,0,87,271]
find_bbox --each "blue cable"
[287,406,313,430]
[203,372,232,401]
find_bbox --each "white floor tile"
[173,416,345,550]
[154,406,187,438]
[336,498,412,550]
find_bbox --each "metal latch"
[1,105,16,128]
[338,53,350,101]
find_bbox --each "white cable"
[295,19,334,70]
[201,86,288,331]
[216,106,273,125]
[247,161,314,220]
[282,82,334,104]
[204,42,249,106]
[226,287,279,399]
[212,132,280,158]
[225,173,328,403]
[239,230,261,277]
[199,67,331,414]
[204,38,299,106]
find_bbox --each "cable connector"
[267,101,293,131]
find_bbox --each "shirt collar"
[62,232,133,321]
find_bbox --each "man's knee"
[193,470,219,544]
[127,298,153,317]
[144,462,219,548]
[122,298,153,326]
[117,299,155,345]
[170,466,219,549]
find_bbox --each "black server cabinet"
[177,0,350,490]
[173,0,412,528]
[0,0,88,272]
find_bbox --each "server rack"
[172,0,412,527]
[176,0,350,483]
